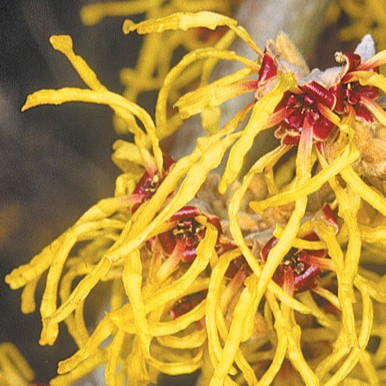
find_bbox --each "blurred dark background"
[0,0,143,382]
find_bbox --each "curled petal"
[156,50,257,139]
[219,72,296,193]
[49,34,142,140]
[341,167,386,216]
[250,142,359,214]
[148,346,203,375]
[0,343,35,384]
[335,51,361,75]
[257,53,277,85]
[122,250,151,354]
[123,11,237,35]
[123,11,263,56]
[111,140,145,173]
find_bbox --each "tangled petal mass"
[4,7,386,386]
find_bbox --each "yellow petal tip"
[122,19,136,35]
[49,35,73,53]
[80,6,102,26]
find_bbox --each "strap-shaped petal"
[219,72,296,193]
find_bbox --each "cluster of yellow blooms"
[4,5,386,386]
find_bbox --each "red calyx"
[261,236,323,293]
[262,46,383,146]
[257,53,277,85]
[260,204,338,293]
[170,290,208,319]
[273,84,336,145]
[224,255,252,279]
[340,52,362,73]
[158,206,222,263]
[131,153,174,213]
[337,52,380,121]
[342,83,378,122]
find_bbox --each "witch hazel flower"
[150,205,223,284]
[130,153,175,213]
[157,205,222,263]
[260,204,338,295]
[258,34,385,146]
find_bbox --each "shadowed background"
[0,0,138,381]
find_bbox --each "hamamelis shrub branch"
[5,10,386,386]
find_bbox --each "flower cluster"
[258,40,383,146]
[5,10,386,386]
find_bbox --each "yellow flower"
[5,9,386,386]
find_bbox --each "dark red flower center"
[261,236,325,293]
[260,204,337,293]
[133,171,162,199]
[131,154,174,213]
[274,89,335,145]
[255,49,382,145]
[170,290,208,319]
[158,206,222,263]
